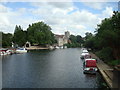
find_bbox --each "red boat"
[0,48,13,55]
[83,59,98,74]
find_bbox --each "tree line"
[64,35,84,48]
[2,21,85,48]
[2,21,56,47]
[84,11,120,66]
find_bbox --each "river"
[2,48,107,88]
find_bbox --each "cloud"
[69,10,100,26]
[47,2,74,9]
[0,0,119,2]
[0,4,8,12]
[0,2,115,37]
[102,7,113,17]
[30,2,101,36]
[83,2,107,10]
[0,4,36,33]
[0,4,13,33]
[31,2,75,15]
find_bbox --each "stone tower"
[65,31,70,39]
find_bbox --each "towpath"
[90,52,113,88]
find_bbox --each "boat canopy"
[82,50,88,53]
[85,60,97,67]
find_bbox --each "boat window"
[19,48,24,50]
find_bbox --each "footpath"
[90,52,113,88]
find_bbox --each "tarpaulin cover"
[85,60,97,67]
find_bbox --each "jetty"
[26,46,49,50]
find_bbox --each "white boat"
[0,48,14,56]
[6,50,12,55]
[0,51,4,56]
[80,49,89,59]
[49,46,54,50]
[0,48,8,56]
[55,46,60,49]
[82,49,88,53]
[16,48,27,53]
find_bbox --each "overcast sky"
[0,1,118,36]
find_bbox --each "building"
[55,31,70,46]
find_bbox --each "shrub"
[96,47,115,63]
[108,60,120,66]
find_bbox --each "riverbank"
[90,52,113,88]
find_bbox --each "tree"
[66,35,84,48]
[85,32,93,41]
[95,11,120,60]
[27,21,55,46]
[84,32,95,49]
[69,35,77,43]
[13,25,27,47]
[84,37,94,50]
[2,32,13,47]
[76,35,84,44]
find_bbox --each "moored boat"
[0,48,8,56]
[55,46,60,49]
[80,49,90,59]
[16,48,27,53]
[83,58,98,74]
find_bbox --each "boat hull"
[83,67,97,74]
[16,50,27,53]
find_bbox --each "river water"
[2,48,107,88]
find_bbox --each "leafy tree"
[2,32,13,47]
[13,25,27,47]
[66,35,83,48]
[84,32,95,49]
[84,11,120,65]
[76,35,84,44]
[95,11,120,60]
[84,37,94,50]
[69,35,77,43]
[85,32,93,41]
[27,21,55,46]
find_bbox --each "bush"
[108,60,120,66]
[96,47,115,63]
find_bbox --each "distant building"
[55,31,70,46]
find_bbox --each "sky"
[0,1,119,37]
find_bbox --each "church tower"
[65,31,70,39]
